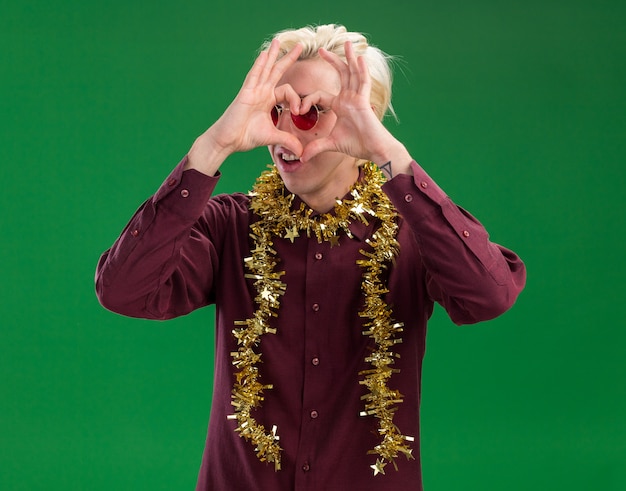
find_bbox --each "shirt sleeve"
[95,156,222,320]
[383,161,526,325]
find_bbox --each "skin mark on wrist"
[379,161,393,180]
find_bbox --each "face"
[268,59,359,213]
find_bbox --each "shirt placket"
[293,237,334,491]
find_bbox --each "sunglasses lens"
[271,106,280,126]
[292,106,319,130]
[272,105,320,130]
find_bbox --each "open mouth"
[275,148,303,172]
[281,152,300,163]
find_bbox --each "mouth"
[281,152,300,162]
[275,148,303,172]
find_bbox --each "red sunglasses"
[271,104,329,131]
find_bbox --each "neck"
[297,165,361,213]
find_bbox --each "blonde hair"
[261,24,396,121]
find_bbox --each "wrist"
[370,142,413,179]
[186,127,233,176]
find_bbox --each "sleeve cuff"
[383,160,448,219]
[152,155,220,219]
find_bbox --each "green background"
[1,0,624,489]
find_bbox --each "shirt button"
[312,303,320,312]
[462,230,470,237]
[167,178,177,187]
[404,194,413,202]
[420,181,428,189]
[180,189,190,198]
[310,410,319,419]
[130,229,139,237]
[311,357,320,366]
[302,462,310,472]
[315,252,323,260]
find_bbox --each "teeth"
[282,153,299,162]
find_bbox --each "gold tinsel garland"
[228,162,414,475]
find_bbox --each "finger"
[299,90,335,114]
[300,137,336,163]
[319,47,350,87]
[242,49,270,88]
[268,43,303,85]
[356,55,372,96]
[274,84,302,113]
[271,129,303,156]
[344,41,361,92]
[259,39,281,83]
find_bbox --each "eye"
[271,105,283,126]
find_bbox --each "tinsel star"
[371,459,387,476]
[352,202,365,214]
[260,287,273,301]
[284,225,299,243]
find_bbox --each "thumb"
[272,129,303,157]
[300,137,334,163]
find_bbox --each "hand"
[188,40,304,175]
[298,41,401,166]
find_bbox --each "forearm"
[95,157,219,319]
[384,161,526,324]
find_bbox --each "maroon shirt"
[96,156,525,491]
